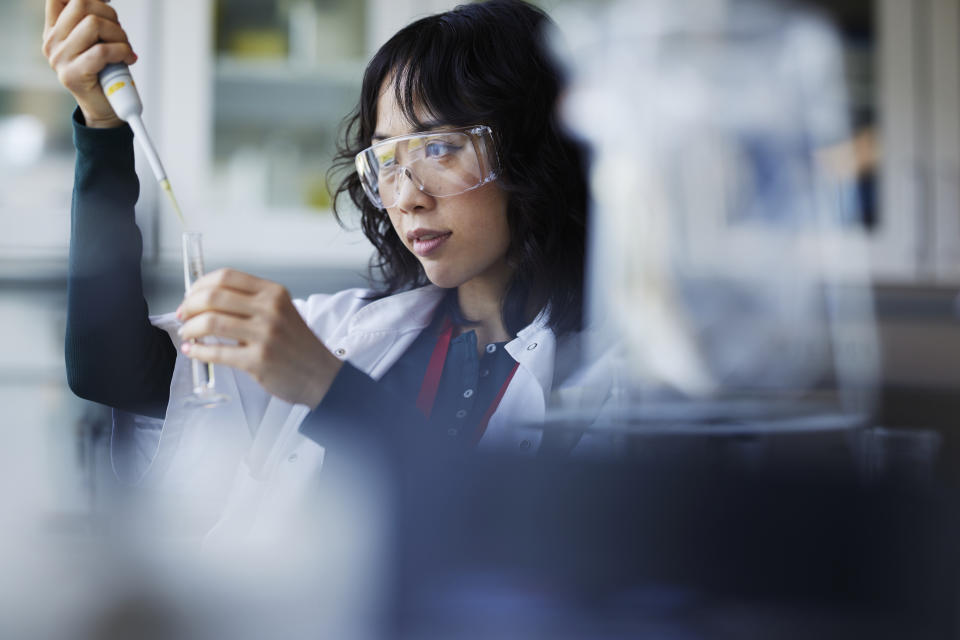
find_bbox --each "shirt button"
[456,409,467,419]
[447,428,458,437]
[485,344,496,354]
[463,389,474,398]
[334,348,346,357]
[481,369,490,378]
[288,453,299,462]
[526,343,538,351]
[520,440,531,449]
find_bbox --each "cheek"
[474,193,511,251]
[386,209,403,237]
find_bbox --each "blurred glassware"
[854,426,942,486]
[551,0,880,434]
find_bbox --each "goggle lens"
[355,126,499,209]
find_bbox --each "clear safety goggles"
[355,125,500,210]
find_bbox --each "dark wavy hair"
[328,0,588,337]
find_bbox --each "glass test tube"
[181,231,229,407]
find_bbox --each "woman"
[45,0,613,533]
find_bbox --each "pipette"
[97,62,186,226]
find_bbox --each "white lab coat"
[111,284,618,543]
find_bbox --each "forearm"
[299,362,431,448]
[65,108,175,419]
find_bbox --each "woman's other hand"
[42,0,138,128]
[177,269,344,410]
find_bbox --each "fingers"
[44,0,70,31]
[178,269,294,344]
[181,285,254,319]
[179,310,266,346]
[67,42,137,82]
[180,270,289,318]
[43,0,120,60]
[192,268,286,297]
[49,15,130,71]
[180,341,257,373]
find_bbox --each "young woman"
[45,0,612,533]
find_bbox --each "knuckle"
[88,42,107,60]
[203,345,220,363]
[202,314,220,335]
[56,67,75,89]
[268,294,286,315]
[204,288,222,307]
[201,289,219,310]
[41,33,54,60]
[260,284,288,311]
[80,13,99,32]
[262,320,281,342]
[251,343,268,362]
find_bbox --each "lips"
[407,228,452,257]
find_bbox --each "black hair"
[328,0,589,337]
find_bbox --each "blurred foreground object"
[553,0,880,436]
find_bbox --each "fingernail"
[176,326,184,337]
[181,342,190,354]
[176,306,182,319]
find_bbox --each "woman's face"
[374,80,512,291]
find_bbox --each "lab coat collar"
[344,284,559,395]
[506,308,557,396]
[347,284,447,335]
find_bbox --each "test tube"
[181,231,230,407]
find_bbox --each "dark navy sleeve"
[299,362,430,446]
[65,107,176,420]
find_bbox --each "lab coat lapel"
[328,285,447,379]
[138,312,252,507]
[505,311,557,397]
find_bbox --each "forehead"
[375,76,434,139]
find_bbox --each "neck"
[456,262,513,345]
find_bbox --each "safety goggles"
[355,125,500,210]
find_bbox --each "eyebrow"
[372,120,449,143]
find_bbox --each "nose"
[393,167,434,213]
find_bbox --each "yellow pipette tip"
[160,178,187,227]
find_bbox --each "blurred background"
[1,0,960,637]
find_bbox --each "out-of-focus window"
[146,0,380,267]
[210,0,366,215]
[0,2,77,262]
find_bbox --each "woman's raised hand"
[42,0,138,128]
[177,269,344,410]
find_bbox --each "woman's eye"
[425,141,461,158]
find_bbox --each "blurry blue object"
[550,0,880,433]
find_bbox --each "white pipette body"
[97,63,168,183]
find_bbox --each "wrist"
[78,103,124,129]
[305,351,344,411]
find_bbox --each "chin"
[421,263,467,289]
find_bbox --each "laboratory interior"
[3,0,960,638]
